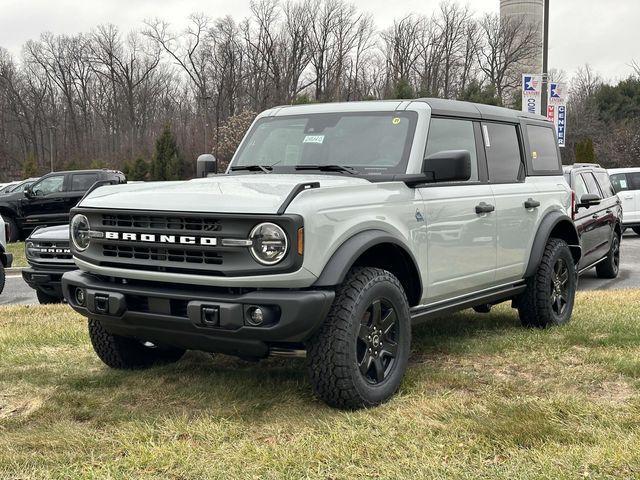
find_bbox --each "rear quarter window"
[527,125,560,172]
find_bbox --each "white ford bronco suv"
[62,99,580,409]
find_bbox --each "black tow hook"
[94,294,109,314]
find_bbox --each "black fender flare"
[524,211,581,278]
[313,229,423,292]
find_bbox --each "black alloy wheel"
[550,258,570,317]
[357,299,399,385]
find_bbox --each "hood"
[79,174,372,214]
[28,224,69,241]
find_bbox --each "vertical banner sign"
[522,74,542,115]
[547,82,568,147]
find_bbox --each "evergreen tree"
[391,79,414,100]
[575,137,597,163]
[23,153,38,177]
[130,157,150,181]
[458,80,502,106]
[151,125,183,180]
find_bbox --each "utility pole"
[49,126,55,172]
[199,95,212,153]
[540,0,550,115]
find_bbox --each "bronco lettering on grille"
[103,231,217,246]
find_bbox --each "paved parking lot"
[2,231,639,306]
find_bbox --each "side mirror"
[577,193,601,209]
[424,150,471,183]
[24,186,33,198]
[197,154,218,178]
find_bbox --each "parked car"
[22,225,75,304]
[0,216,13,295]
[63,99,580,409]
[609,168,640,235]
[0,182,20,194]
[563,164,622,278]
[2,177,39,195]
[0,169,126,242]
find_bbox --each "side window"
[626,172,640,191]
[483,122,523,183]
[526,125,560,171]
[71,173,99,191]
[573,174,589,199]
[610,173,628,193]
[424,118,478,182]
[31,175,65,196]
[582,172,602,196]
[594,172,615,198]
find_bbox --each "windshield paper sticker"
[303,135,325,144]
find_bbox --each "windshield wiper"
[294,164,357,175]
[230,165,273,173]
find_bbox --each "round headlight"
[71,214,90,251]
[249,222,288,265]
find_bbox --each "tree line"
[1,0,634,181]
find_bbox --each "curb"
[6,267,25,275]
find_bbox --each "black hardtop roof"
[414,98,549,124]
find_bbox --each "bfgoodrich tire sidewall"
[348,280,411,406]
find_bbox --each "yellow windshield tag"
[392,117,401,125]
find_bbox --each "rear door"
[67,172,100,210]
[580,171,610,266]
[487,122,541,283]
[420,117,497,302]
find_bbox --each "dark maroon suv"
[563,163,623,278]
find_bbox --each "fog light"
[248,306,264,326]
[75,288,86,306]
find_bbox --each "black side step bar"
[277,182,320,215]
[410,282,527,325]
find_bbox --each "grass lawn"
[6,241,26,268]
[2,291,640,479]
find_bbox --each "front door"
[419,117,497,302]
[19,174,69,230]
[575,172,609,268]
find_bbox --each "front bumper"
[62,270,335,358]
[23,264,76,297]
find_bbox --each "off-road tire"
[596,234,620,279]
[36,289,63,304]
[306,267,411,410]
[88,319,185,369]
[473,304,492,313]
[0,263,5,295]
[633,227,640,236]
[518,238,576,328]
[4,216,19,243]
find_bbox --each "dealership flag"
[547,82,568,148]
[522,74,542,116]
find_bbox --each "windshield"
[232,111,418,175]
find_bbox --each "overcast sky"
[0,0,637,83]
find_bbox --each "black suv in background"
[0,169,125,242]
[563,163,622,278]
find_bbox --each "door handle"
[592,214,599,219]
[624,195,633,199]
[606,209,612,214]
[524,198,540,209]
[475,202,495,214]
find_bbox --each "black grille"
[102,214,221,232]
[103,245,223,265]
[31,241,73,262]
